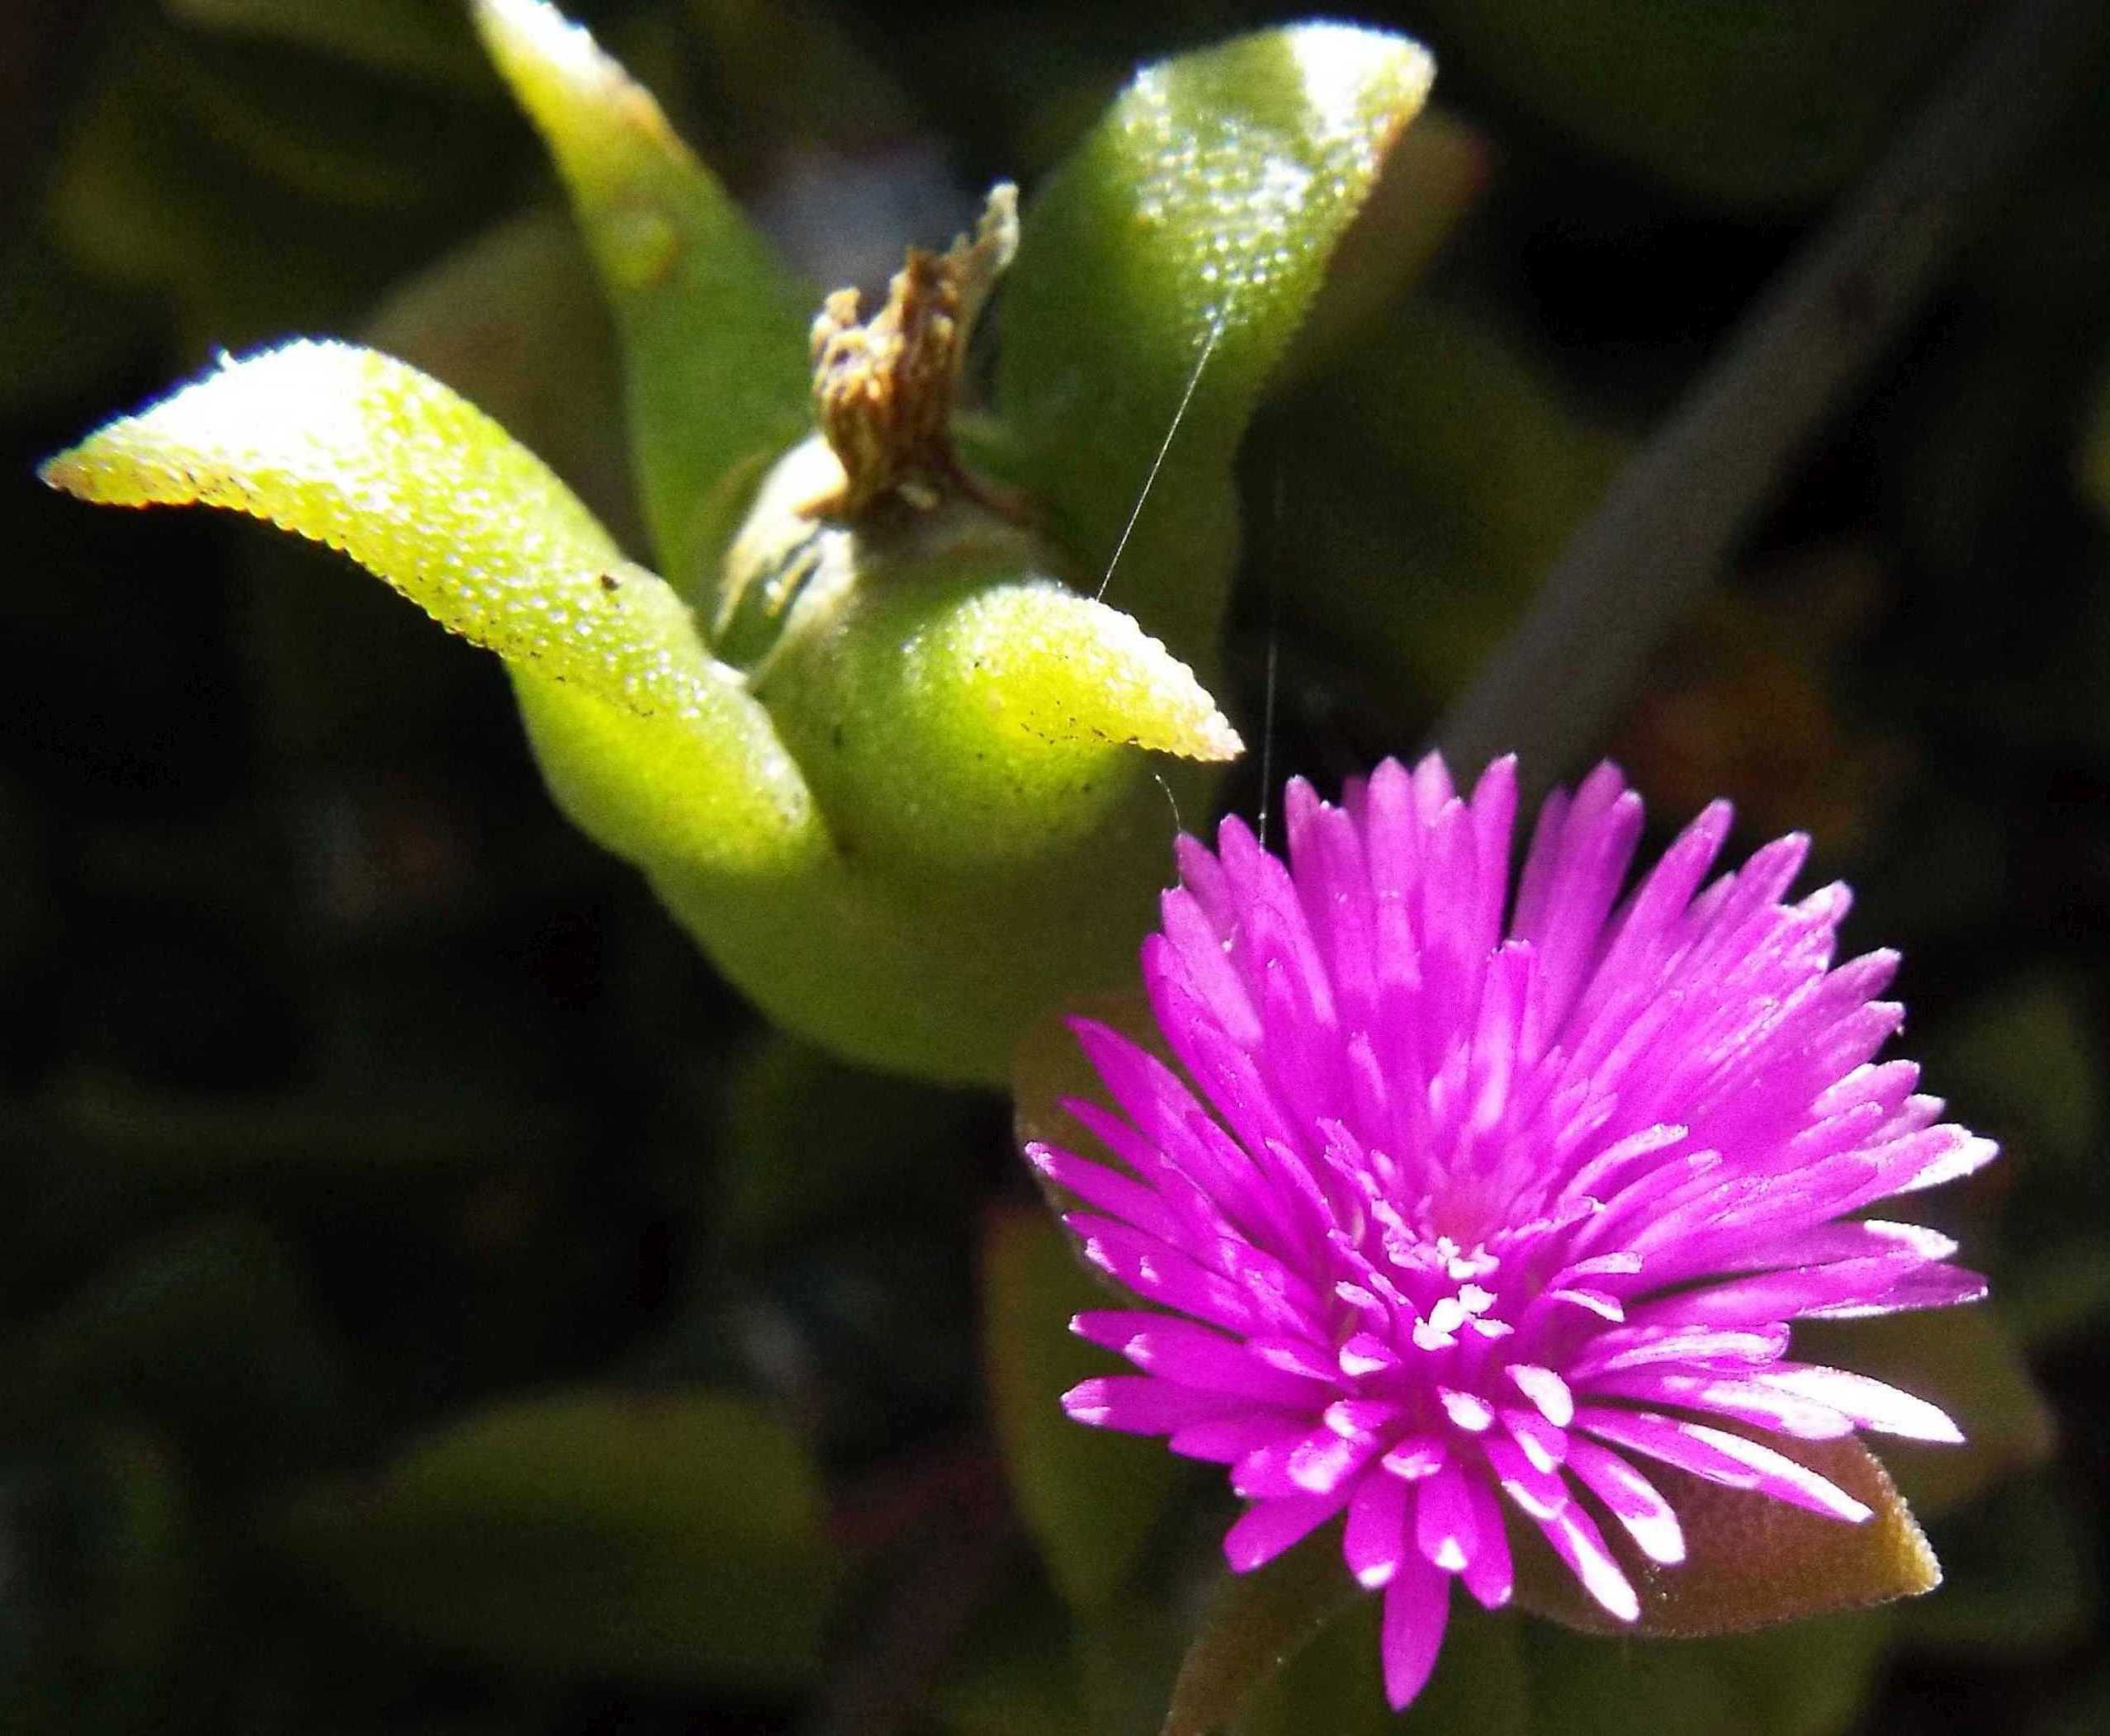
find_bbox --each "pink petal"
[1413,1462,1479,1573]
[1166,1414,1310,1464]
[1029,1144,1183,1242]
[1624,1244,1935,1329]
[1582,1370,1855,1440]
[1071,1311,1326,1406]
[1289,1426,1384,1497]
[1881,1126,2000,1196]
[1802,1262,1988,1318]
[1439,1388,1497,1432]
[1565,1437,1685,1564]
[1065,1215,1257,1336]
[1062,1375,1254,1436]
[1507,1362,1577,1426]
[1344,1468,1411,1588]
[1232,1426,1336,1498]
[1575,1407,1873,1523]
[1535,1498,1640,1622]
[1570,1324,1789,1380]
[1380,1552,1451,1710]
[1754,1364,1963,1443]
[1481,1434,1568,1521]
[1223,1488,1352,1572]
[1459,1471,1514,1609]
[1501,1406,1572,1471]
[1382,1437,1450,1480]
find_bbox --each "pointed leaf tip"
[40,338,729,721]
[472,0,682,193]
[946,584,1242,764]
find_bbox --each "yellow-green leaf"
[930,581,1242,761]
[40,339,821,880]
[762,565,1239,868]
[44,340,660,706]
[473,0,813,595]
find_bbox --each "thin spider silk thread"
[1095,295,1234,603]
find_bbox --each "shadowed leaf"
[1159,1529,1360,1736]
[983,1204,1180,1610]
[274,1389,838,1687]
[1011,989,1166,1163]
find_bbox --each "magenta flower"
[1030,754,1994,1710]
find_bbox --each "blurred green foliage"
[4,0,2110,1732]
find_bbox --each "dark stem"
[1434,0,2110,790]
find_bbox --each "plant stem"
[1434,0,2110,789]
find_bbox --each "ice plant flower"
[1031,754,1994,1710]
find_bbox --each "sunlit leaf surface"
[998,22,1435,657]
[40,339,819,877]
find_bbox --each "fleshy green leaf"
[906,580,1240,762]
[0,1428,202,1736]
[473,0,814,594]
[40,339,819,879]
[764,565,1239,868]
[1521,1610,1889,1736]
[712,1029,976,1250]
[1514,1434,1939,1638]
[996,23,1435,656]
[273,1389,837,1687]
[11,1217,348,1481]
[1931,972,2101,1166]
[1894,1477,2093,1656]
[1159,1530,1361,1736]
[2083,358,2110,519]
[982,1204,1180,1610]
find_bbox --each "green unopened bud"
[716,188,1238,869]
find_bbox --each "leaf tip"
[473,0,681,185]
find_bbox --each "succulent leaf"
[40,339,819,880]
[997,23,1435,656]
[473,0,814,596]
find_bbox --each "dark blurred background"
[2,1,2108,1731]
